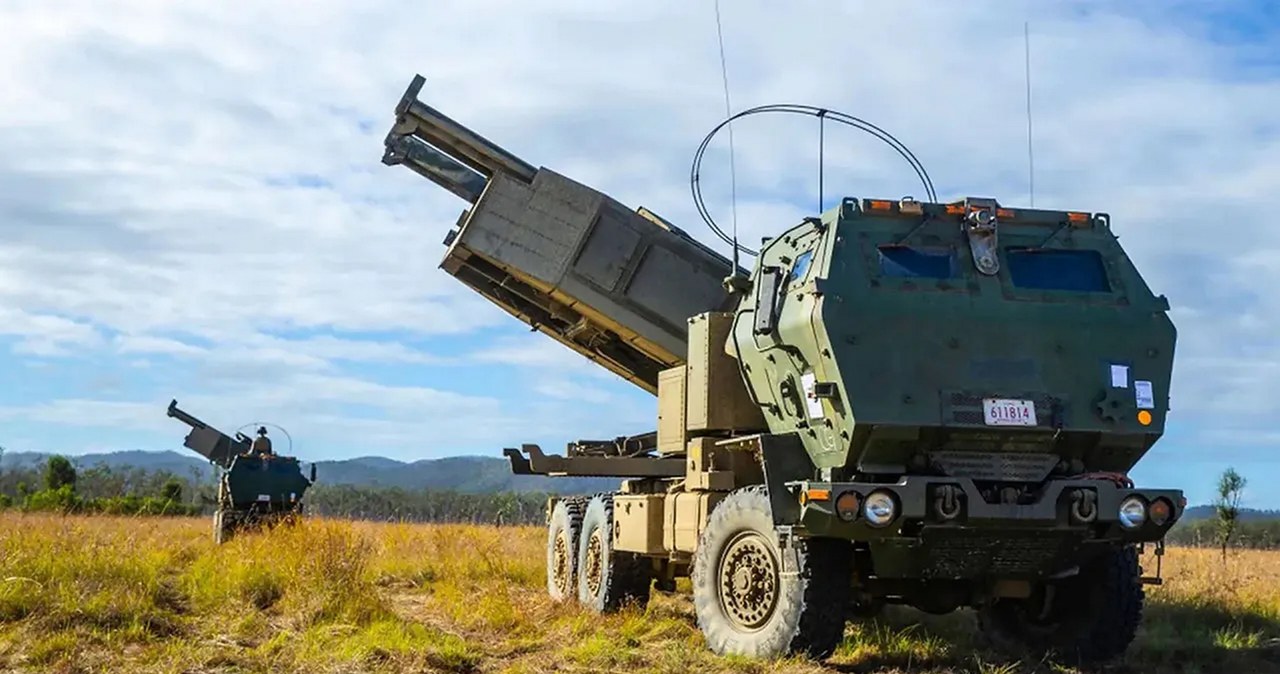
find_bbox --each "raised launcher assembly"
[383,75,739,394]
[167,399,316,544]
[381,74,1185,666]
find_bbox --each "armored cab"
[380,75,1184,666]
[166,400,316,544]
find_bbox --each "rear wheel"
[978,544,1144,664]
[577,494,651,612]
[691,486,851,660]
[546,498,583,602]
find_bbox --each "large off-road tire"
[978,544,1144,665]
[692,486,851,660]
[546,498,584,602]
[577,494,652,612]
[213,509,236,545]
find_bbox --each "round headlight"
[863,491,897,527]
[1118,496,1147,529]
[835,491,860,522]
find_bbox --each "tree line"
[0,454,202,516]
[1,452,1275,547]
[0,452,555,525]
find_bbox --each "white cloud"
[0,1,1275,479]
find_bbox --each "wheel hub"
[718,532,780,630]
[552,531,572,594]
[584,530,604,596]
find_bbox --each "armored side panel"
[384,75,736,393]
[226,456,312,509]
[734,197,1177,478]
[686,312,767,432]
[663,491,725,553]
[657,366,687,454]
[612,494,666,554]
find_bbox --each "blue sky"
[0,1,1277,508]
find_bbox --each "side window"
[1006,248,1111,292]
[877,245,956,279]
[790,250,814,282]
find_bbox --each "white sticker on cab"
[800,372,825,419]
[1110,364,1129,388]
[1134,380,1155,410]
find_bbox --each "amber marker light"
[805,487,831,503]
[1149,498,1172,527]
[835,491,860,521]
[1137,410,1153,426]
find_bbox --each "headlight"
[863,490,897,527]
[1118,496,1147,529]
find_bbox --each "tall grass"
[0,512,1275,673]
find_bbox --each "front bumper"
[792,476,1183,579]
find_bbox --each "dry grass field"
[0,513,1276,674]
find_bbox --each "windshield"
[1005,248,1111,292]
[878,245,956,279]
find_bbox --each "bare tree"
[1214,467,1247,562]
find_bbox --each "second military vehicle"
[167,400,316,544]
[380,74,1183,664]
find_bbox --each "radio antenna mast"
[1025,21,1036,207]
[713,0,741,275]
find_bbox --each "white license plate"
[982,398,1037,426]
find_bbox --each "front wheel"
[978,544,1145,665]
[691,486,851,660]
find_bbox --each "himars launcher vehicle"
[166,400,316,544]
[381,74,1184,664]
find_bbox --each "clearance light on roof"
[868,200,893,211]
[1067,211,1090,224]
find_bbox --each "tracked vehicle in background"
[166,400,316,544]
[380,74,1183,664]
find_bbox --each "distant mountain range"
[0,450,617,495]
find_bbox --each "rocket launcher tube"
[382,133,488,203]
[389,74,536,185]
[166,399,245,469]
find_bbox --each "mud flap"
[758,433,815,527]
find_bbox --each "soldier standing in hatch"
[250,426,274,457]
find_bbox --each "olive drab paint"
[733,197,1176,477]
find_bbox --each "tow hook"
[1139,539,1166,586]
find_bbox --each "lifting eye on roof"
[960,197,1001,276]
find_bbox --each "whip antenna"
[713,0,740,275]
[1025,21,1036,207]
